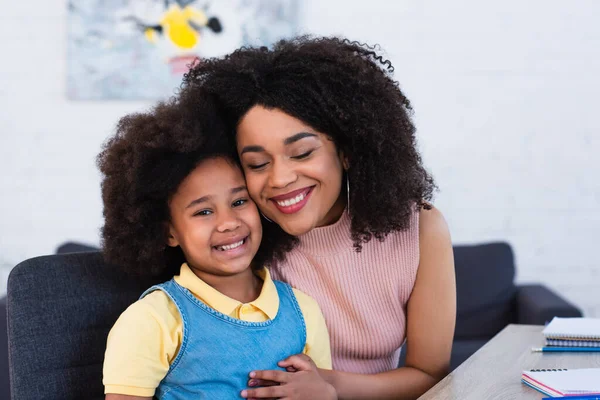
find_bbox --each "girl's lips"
[270,187,314,215]
[212,236,250,259]
[213,235,247,248]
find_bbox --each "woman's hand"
[241,354,337,400]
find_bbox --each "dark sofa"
[399,242,583,370]
[2,241,583,398]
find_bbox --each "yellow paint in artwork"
[160,4,207,49]
[144,28,159,43]
[183,5,208,26]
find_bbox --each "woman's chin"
[278,220,314,237]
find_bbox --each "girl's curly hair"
[179,36,436,250]
[97,95,283,277]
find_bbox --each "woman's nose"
[268,159,297,188]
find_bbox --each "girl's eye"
[232,198,248,207]
[246,162,268,170]
[193,209,212,216]
[292,150,314,160]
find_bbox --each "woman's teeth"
[276,192,306,207]
[218,239,244,251]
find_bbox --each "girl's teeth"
[277,192,305,207]
[219,240,244,251]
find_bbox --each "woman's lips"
[270,187,314,214]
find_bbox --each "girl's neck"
[189,266,263,304]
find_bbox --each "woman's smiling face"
[236,105,347,236]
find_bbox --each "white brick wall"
[1,0,599,316]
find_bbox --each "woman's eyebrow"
[240,132,317,155]
[283,132,317,145]
[240,145,264,155]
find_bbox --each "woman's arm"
[244,206,456,400]
[323,205,456,399]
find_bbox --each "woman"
[179,36,456,400]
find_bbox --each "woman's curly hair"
[178,36,436,250]
[97,95,284,277]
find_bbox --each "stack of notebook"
[543,317,600,349]
[522,318,600,396]
[522,368,600,397]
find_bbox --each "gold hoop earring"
[346,176,350,216]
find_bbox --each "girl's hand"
[241,354,337,400]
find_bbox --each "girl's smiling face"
[237,106,347,236]
[167,157,262,280]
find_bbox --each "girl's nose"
[216,210,241,232]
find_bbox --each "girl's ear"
[167,224,179,247]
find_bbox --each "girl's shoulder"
[120,289,182,328]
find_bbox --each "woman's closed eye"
[244,149,315,170]
[246,162,268,170]
[291,149,315,160]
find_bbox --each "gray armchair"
[0,297,9,397]
[6,252,163,399]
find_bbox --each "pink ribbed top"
[270,210,420,374]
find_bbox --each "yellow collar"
[173,263,279,320]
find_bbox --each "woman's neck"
[317,193,347,227]
[298,205,353,256]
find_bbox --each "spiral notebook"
[543,317,600,347]
[522,368,600,397]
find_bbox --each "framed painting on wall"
[67,0,299,99]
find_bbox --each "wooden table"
[419,324,600,399]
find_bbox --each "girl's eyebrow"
[185,186,247,209]
[186,195,210,209]
[240,132,317,155]
[231,185,247,194]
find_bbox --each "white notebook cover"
[543,317,600,339]
[522,368,600,396]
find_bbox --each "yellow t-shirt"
[103,264,332,397]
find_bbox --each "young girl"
[178,36,456,399]
[97,97,332,399]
